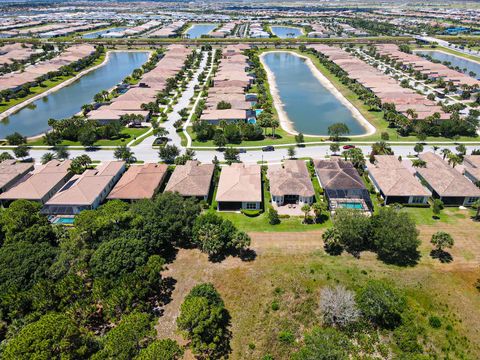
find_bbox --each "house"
[164,160,215,200]
[314,158,371,211]
[42,161,126,215]
[416,152,480,206]
[107,163,168,201]
[367,155,431,205]
[267,160,315,206]
[0,160,72,204]
[0,160,34,193]
[463,155,480,184]
[216,163,262,211]
[199,109,247,124]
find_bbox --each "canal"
[1,51,149,138]
[185,24,217,39]
[270,26,303,38]
[262,52,367,136]
[415,50,480,79]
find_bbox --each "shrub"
[357,280,406,329]
[429,316,442,329]
[267,208,280,225]
[278,330,295,344]
[320,285,360,328]
[292,327,351,360]
[241,209,262,217]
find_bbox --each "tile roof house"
[0,160,34,193]
[164,160,215,200]
[107,163,168,201]
[0,160,72,204]
[216,163,262,211]
[42,161,126,215]
[417,152,480,206]
[367,155,431,205]
[314,158,371,211]
[463,155,480,184]
[267,160,315,206]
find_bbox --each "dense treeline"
[0,193,249,358]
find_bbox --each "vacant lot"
[158,214,480,359]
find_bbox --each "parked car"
[262,146,275,152]
[343,145,355,150]
[239,148,247,153]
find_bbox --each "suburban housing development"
[0,0,480,359]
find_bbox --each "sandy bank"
[260,51,376,138]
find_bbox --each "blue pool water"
[339,202,364,209]
[1,51,149,138]
[270,26,303,38]
[262,52,366,136]
[186,24,217,39]
[53,217,75,225]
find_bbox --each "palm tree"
[441,148,451,160]
[301,204,311,224]
[447,153,462,168]
[432,145,440,154]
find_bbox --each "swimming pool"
[338,202,364,210]
[53,217,75,225]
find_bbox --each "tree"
[0,151,14,162]
[213,132,227,148]
[372,207,420,265]
[3,313,96,360]
[287,146,296,159]
[69,154,92,174]
[322,228,343,255]
[177,284,231,359]
[311,202,325,223]
[332,209,372,255]
[158,144,180,164]
[329,143,340,155]
[267,208,280,225]
[413,143,424,155]
[357,280,406,329]
[292,327,351,360]
[78,128,97,148]
[327,123,350,141]
[447,153,462,168]
[92,312,154,360]
[13,144,29,160]
[5,132,26,145]
[43,131,62,147]
[90,237,149,279]
[41,152,55,164]
[54,145,70,160]
[431,231,454,252]
[114,145,136,163]
[301,204,311,224]
[216,101,231,110]
[295,132,304,146]
[320,285,360,328]
[223,147,239,163]
[411,159,427,168]
[441,148,451,160]
[135,339,183,360]
[432,199,444,219]
[257,111,272,136]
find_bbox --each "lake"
[415,50,480,79]
[270,26,303,38]
[185,24,217,39]
[262,52,366,136]
[1,51,149,138]
[82,27,127,39]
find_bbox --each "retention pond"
[261,51,369,136]
[415,50,480,79]
[0,51,149,138]
[270,26,303,38]
[186,24,217,39]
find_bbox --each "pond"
[82,27,127,39]
[415,50,480,79]
[1,51,149,138]
[262,52,367,136]
[185,24,217,39]
[270,26,303,38]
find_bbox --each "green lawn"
[27,127,149,147]
[0,54,106,115]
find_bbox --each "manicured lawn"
[0,54,106,115]
[27,127,149,147]
[218,211,330,232]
